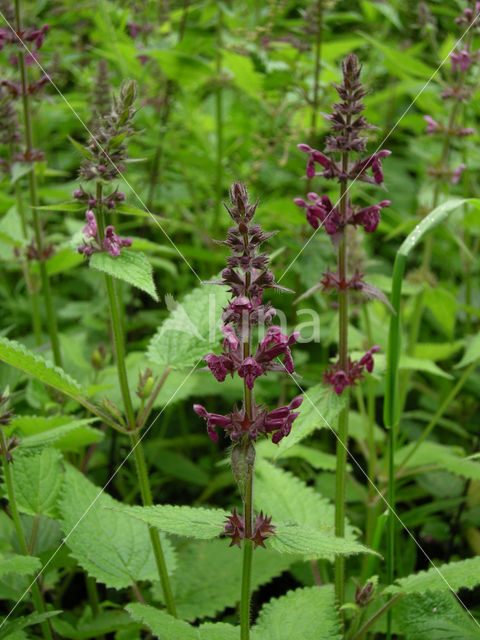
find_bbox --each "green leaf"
[12,448,63,517]
[256,441,337,470]
[51,610,139,639]
[414,341,464,361]
[68,135,93,159]
[19,420,103,452]
[223,51,263,99]
[455,332,480,369]
[147,280,230,369]
[360,33,435,79]
[0,611,61,640]
[35,202,84,212]
[273,384,346,457]
[90,250,158,301]
[393,592,479,640]
[0,554,41,578]
[9,162,32,184]
[0,337,85,399]
[424,287,457,339]
[396,441,480,481]
[384,556,480,595]
[115,203,152,219]
[252,585,342,640]
[126,604,198,640]
[0,209,24,247]
[269,521,373,558]
[115,504,227,539]
[399,355,452,379]
[153,538,293,621]
[59,465,176,589]
[126,604,239,640]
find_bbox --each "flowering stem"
[130,429,177,617]
[310,0,324,142]
[96,183,176,616]
[213,1,224,234]
[334,163,350,611]
[15,0,62,367]
[0,429,53,640]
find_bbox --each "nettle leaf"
[256,441,337,470]
[269,522,373,558]
[395,441,480,481]
[147,281,230,369]
[252,585,342,640]
[254,459,359,559]
[51,610,139,639]
[0,209,24,247]
[125,604,197,640]
[273,384,346,457]
[455,332,480,369]
[12,448,63,518]
[126,604,238,640]
[115,505,227,539]
[59,466,176,589]
[0,554,41,578]
[0,611,61,640]
[12,416,103,452]
[90,250,158,301]
[153,538,294,621]
[384,556,480,595]
[0,337,84,398]
[393,592,479,640]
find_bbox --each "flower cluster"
[77,210,132,257]
[323,346,380,395]
[423,3,479,183]
[294,55,384,393]
[194,182,303,445]
[73,186,126,210]
[80,79,137,181]
[224,508,275,549]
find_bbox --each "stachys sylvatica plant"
[294,54,390,609]
[194,182,303,639]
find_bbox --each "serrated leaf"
[198,622,238,640]
[12,448,63,517]
[252,585,342,640]
[0,554,41,578]
[153,538,293,621]
[19,420,103,452]
[0,337,84,398]
[0,611,61,640]
[0,209,24,247]
[90,250,158,301]
[384,557,480,595]
[51,610,138,639]
[115,505,227,539]
[126,604,198,640]
[396,441,480,481]
[399,355,452,379]
[147,280,230,369]
[115,203,152,218]
[393,592,479,640]
[59,466,176,589]
[256,441,337,470]
[254,459,357,551]
[455,332,480,369]
[273,384,346,457]
[269,522,373,558]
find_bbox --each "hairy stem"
[15,0,62,367]
[334,157,350,611]
[96,183,176,615]
[0,430,53,640]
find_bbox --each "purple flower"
[424,115,440,134]
[238,357,264,389]
[459,127,474,136]
[358,345,381,373]
[102,225,132,257]
[294,193,340,234]
[367,150,391,184]
[297,143,331,178]
[222,324,240,350]
[204,353,235,382]
[324,346,380,394]
[451,49,473,72]
[193,404,231,442]
[82,210,97,239]
[264,396,303,443]
[452,163,466,184]
[353,200,391,233]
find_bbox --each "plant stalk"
[0,429,53,640]
[96,183,176,616]
[213,1,224,234]
[15,0,62,367]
